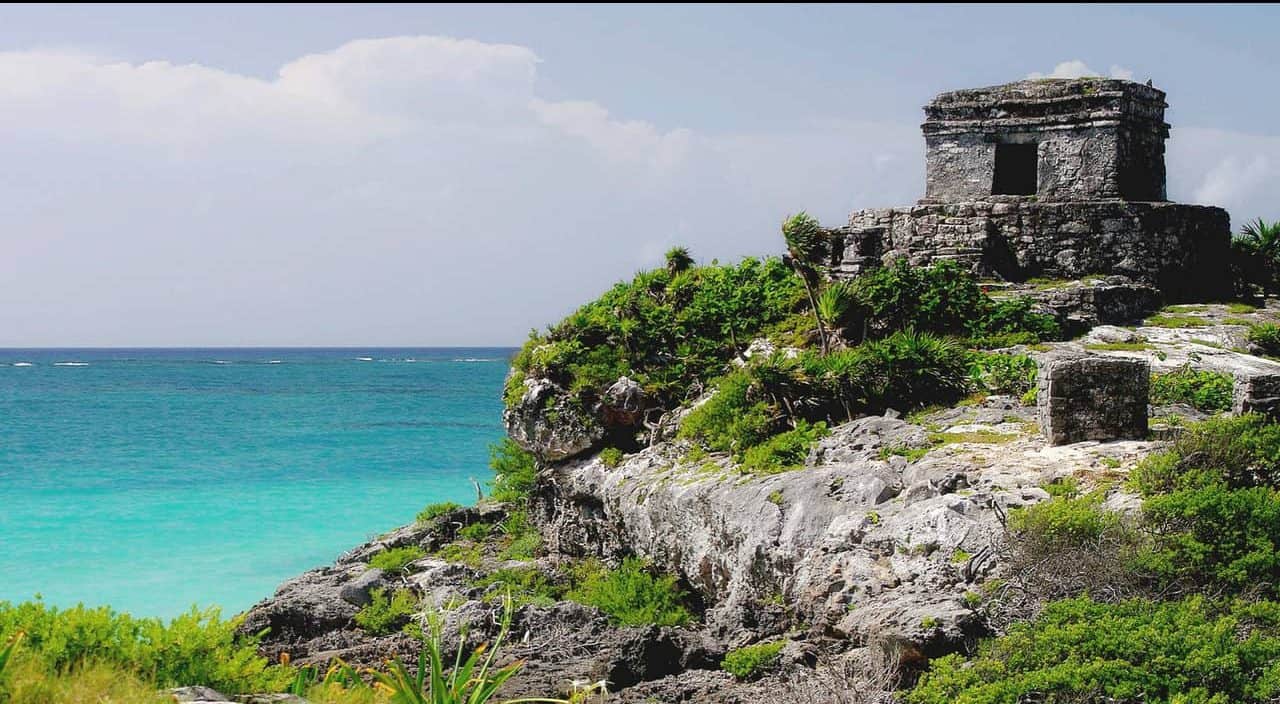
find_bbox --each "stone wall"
[831,199,1231,300]
[922,79,1168,202]
[1037,356,1150,445]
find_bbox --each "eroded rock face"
[533,404,1139,655]
[503,377,605,461]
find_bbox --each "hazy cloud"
[1027,60,1135,80]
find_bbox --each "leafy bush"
[353,588,419,635]
[1250,322,1280,357]
[970,352,1037,396]
[853,331,974,410]
[739,420,828,475]
[0,600,288,694]
[1232,218,1280,297]
[368,546,426,574]
[1139,484,1280,593]
[496,510,541,561]
[567,558,694,627]
[471,567,562,608]
[678,369,776,455]
[598,447,624,468]
[507,256,806,410]
[907,596,1280,704]
[852,260,1057,345]
[458,522,494,542]
[416,501,461,523]
[1008,492,1120,551]
[488,438,538,503]
[721,640,785,680]
[1130,414,1280,495]
[1150,366,1234,413]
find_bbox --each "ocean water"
[0,348,513,618]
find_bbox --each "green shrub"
[907,596,1280,704]
[368,546,426,574]
[567,558,694,627]
[854,331,974,410]
[353,588,419,635]
[1009,492,1120,550]
[599,447,624,468]
[1130,414,1280,495]
[0,600,288,694]
[497,510,541,561]
[488,438,538,503]
[458,522,494,542]
[970,353,1037,396]
[678,369,776,455]
[416,501,461,523]
[853,259,1057,344]
[1250,322,1280,357]
[739,420,828,475]
[507,256,806,410]
[1150,367,1233,413]
[471,567,562,608]
[1139,484,1280,593]
[721,640,785,680]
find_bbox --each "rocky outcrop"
[533,402,1152,657]
[503,377,605,461]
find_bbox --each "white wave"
[12,362,33,367]
[265,360,282,364]
[453,358,496,362]
[54,362,89,366]
[403,358,416,363]
[355,357,374,361]
[213,360,231,365]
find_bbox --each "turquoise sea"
[0,348,513,618]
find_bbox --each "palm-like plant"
[664,246,694,276]
[1234,218,1280,295]
[781,212,830,353]
[816,281,858,347]
[372,595,583,704]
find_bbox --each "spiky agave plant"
[1235,218,1280,294]
[372,595,583,704]
[664,246,694,276]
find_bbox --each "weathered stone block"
[1038,356,1149,445]
[1233,373,1280,420]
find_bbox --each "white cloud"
[1027,60,1135,81]
[530,98,693,170]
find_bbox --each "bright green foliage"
[598,447,624,468]
[1009,492,1120,549]
[969,353,1037,396]
[368,546,427,575]
[416,502,462,524]
[721,640,785,680]
[852,331,974,410]
[567,558,694,627]
[471,568,562,608]
[664,246,694,275]
[433,543,483,568]
[496,510,541,561]
[0,630,19,684]
[1145,313,1211,328]
[1250,322,1280,357]
[1150,367,1234,413]
[852,260,1058,344]
[0,600,289,694]
[506,256,806,409]
[908,596,1280,704]
[677,369,775,455]
[371,596,542,704]
[1130,414,1280,495]
[458,523,494,542]
[1040,477,1080,499]
[816,280,857,335]
[1140,484,1280,592]
[739,420,828,475]
[488,438,538,503]
[354,589,419,636]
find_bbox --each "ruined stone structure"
[1038,355,1150,445]
[828,78,1232,300]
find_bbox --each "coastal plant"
[496,510,541,561]
[1149,366,1233,413]
[471,567,562,608]
[368,546,427,575]
[969,352,1037,397]
[488,438,538,503]
[664,246,694,275]
[738,420,828,475]
[417,502,462,524]
[598,447,624,468]
[567,558,694,627]
[1232,217,1280,295]
[781,212,831,353]
[1249,322,1280,358]
[721,640,785,680]
[0,600,289,694]
[354,588,419,635]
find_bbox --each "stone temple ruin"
[826,78,1232,301]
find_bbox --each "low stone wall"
[830,199,1230,301]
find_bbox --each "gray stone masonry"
[1234,374,1280,420]
[1038,356,1149,445]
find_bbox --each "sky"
[1,4,1277,347]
